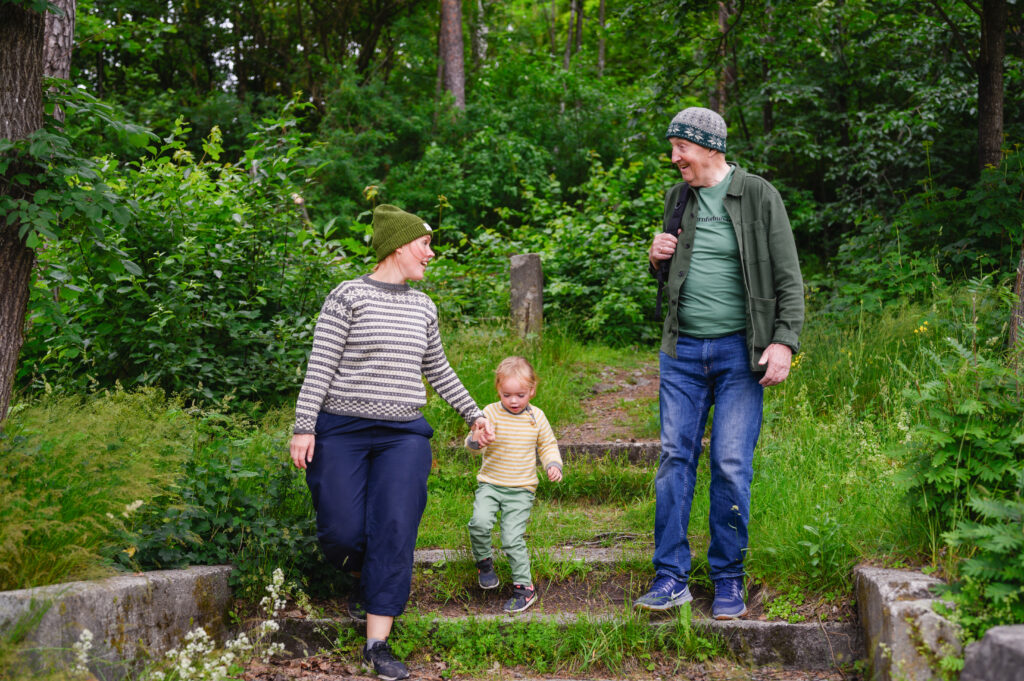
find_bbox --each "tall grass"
[0,389,192,591]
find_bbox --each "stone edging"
[0,566,233,680]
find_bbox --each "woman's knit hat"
[371,204,432,261]
[665,107,727,152]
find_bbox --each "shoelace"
[720,580,743,600]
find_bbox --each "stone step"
[270,611,863,672]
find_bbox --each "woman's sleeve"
[293,292,351,434]
[421,315,483,427]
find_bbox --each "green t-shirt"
[678,168,747,337]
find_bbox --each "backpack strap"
[655,183,691,319]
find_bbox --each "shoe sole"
[363,662,409,681]
[713,605,748,620]
[478,578,500,590]
[633,593,693,611]
[503,596,537,614]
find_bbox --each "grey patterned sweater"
[293,274,483,434]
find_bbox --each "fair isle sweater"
[466,402,562,493]
[292,275,483,434]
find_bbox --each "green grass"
[0,388,193,591]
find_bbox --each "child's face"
[497,376,535,414]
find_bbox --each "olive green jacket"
[656,164,804,371]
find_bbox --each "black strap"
[655,184,691,319]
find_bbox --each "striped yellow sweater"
[466,402,562,492]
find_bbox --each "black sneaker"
[363,640,409,681]
[476,557,499,589]
[347,583,367,623]
[503,584,537,613]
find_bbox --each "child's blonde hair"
[494,356,538,392]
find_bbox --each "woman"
[290,203,493,681]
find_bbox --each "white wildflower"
[71,628,93,675]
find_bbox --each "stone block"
[0,566,233,680]
[854,566,961,681]
[961,625,1024,681]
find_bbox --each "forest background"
[2,0,1024,666]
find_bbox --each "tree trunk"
[597,0,606,77]
[710,1,736,113]
[470,0,488,70]
[563,0,575,69]
[977,0,1006,171]
[44,0,74,80]
[439,0,465,109]
[0,4,47,421]
[574,0,583,52]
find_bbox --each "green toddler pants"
[467,482,535,586]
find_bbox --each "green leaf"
[121,259,143,276]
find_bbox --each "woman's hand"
[290,433,315,469]
[471,417,495,447]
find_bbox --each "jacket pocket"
[750,296,777,348]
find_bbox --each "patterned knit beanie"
[665,107,727,152]
[371,204,432,261]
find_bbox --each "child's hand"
[546,466,563,482]
[471,417,495,447]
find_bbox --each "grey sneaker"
[633,575,692,611]
[476,557,499,589]
[503,584,537,613]
[363,640,409,681]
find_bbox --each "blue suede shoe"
[712,577,748,619]
[633,575,692,611]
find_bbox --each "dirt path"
[557,360,660,444]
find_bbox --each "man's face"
[669,138,716,187]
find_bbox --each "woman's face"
[396,235,434,281]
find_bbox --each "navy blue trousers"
[306,412,433,617]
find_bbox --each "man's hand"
[757,343,793,387]
[471,417,495,447]
[290,433,315,469]
[649,233,678,268]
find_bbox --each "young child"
[466,356,563,613]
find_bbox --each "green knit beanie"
[371,204,433,261]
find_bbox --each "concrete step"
[270,611,863,671]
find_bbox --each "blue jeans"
[653,333,763,583]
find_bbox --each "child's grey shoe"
[476,557,499,589]
[503,584,537,613]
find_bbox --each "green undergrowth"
[0,389,192,591]
[331,604,724,677]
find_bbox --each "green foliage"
[0,389,191,591]
[386,606,723,676]
[939,476,1024,642]
[113,411,339,599]
[20,100,352,406]
[899,340,1024,527]
[830,147,1024,313]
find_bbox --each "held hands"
[649,233,678,268]
[471,417,495,447]
[546,465,563,483]
[290,433,315,469]
[757,343,793,387]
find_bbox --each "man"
[634,107,804,619]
